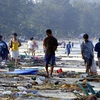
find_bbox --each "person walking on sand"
[81,34,94,75]
[9,33,21,67]
[43,29,58,77]
[72,42,74,48]
[95,38,100,68]
[66,41,71,56]
[27,37,35,57]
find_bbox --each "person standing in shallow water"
[95,38,100,68]
[43,29,58,77]
[81,34,94,75]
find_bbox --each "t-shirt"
[81,40,94,59]
[95,42,100,57]
[0,43,4,52]
[66,44,71,50]
[27,40,34,49]
[11,40,19,51]
[44,36,58,55]
[0,41,9,58]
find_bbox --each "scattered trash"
[56,68,63,73]
[80,74,88,78]
[19,62,29,66]
[34,56,38,60]
[28,96,35,99]
[15,91,27,97]
[32,81,38,85]
[60,83,80,91]
[0,46,99,100]
[26,90,38,95]
[24,83,32,89]
[1,61,6,66]
[2,91,12,95]
[31,77,36,80]
[36,78,43,85]
[6,68,38,75]
[17,86,27,91]
[83,79,88,84]
[38,76,45,81]
[55,81,59,85]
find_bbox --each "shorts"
[67,49,70,55]
[2,51,9,60]
[45,54,55,65]
[84,56,93,68]
[10,50,19,60]
[28,48,35,52]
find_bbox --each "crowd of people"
[0,33,39,66]
[43,31,100,76]
[0,33,21,67]
[0,30,100,77]
[42,29,100,77]
[81,34,100,75]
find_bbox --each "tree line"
[0,0,100,39]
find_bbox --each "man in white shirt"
[27,37,35,57]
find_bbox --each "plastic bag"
[91,58,97,73]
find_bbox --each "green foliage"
[0,0,100,38]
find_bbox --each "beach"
[0,40,100,100]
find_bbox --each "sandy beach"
[0,40,100,100]
[17,40,100,100]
